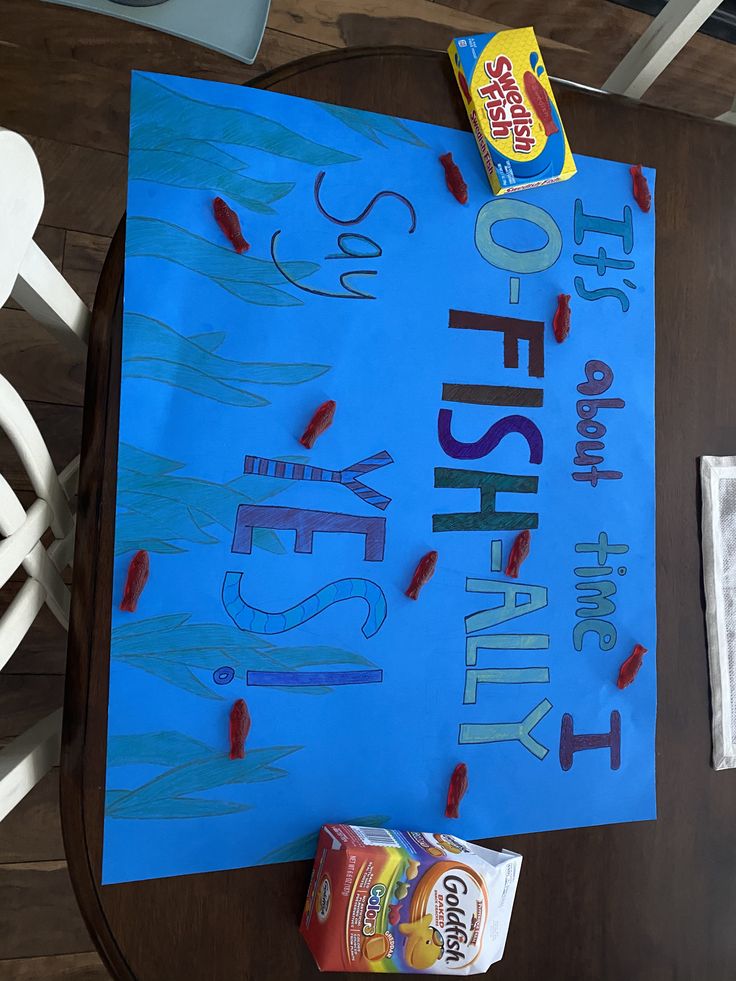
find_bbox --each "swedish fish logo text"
[477,56,535,153]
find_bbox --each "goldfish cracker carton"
[300,824,522,974]
[448,28,576,195]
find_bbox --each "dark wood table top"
[61,45,736,981]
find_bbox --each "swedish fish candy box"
[448,28,576,195]
[300,824,522,974]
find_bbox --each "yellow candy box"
[448,27,576,195]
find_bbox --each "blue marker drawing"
[222,572,388,639]
[247,669,383,686]
[243,451,393,510]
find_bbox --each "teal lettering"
[459,698,553,759]
[576,580,616,618]
[464,667,550,704]
[476,200,563,273]
[466,634,549,664]
[574,277,630,313]
[573,619,616,652]
[573,200,634,254]
[576,533,629,564]
[573,247,634,275]
[465,579,548,633]
[433,468,538,533]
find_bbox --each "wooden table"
[61,46,736,981]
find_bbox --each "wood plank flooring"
[0,0,732,975]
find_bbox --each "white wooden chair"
[0,128,90,344]
[0,129,90,821]
[603,0,732,124]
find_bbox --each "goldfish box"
[300,824,522,974]
[448,27,576,195]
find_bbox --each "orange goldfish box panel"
[300,824,522,974]
[448,27,576,195]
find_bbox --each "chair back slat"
[0,497,53,591]
[0,578,46,672]
[0,374,74,539]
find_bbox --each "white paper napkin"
[701,456,736,769]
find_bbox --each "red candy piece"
[120,550,150,613]
[299,399,336,449]
[523,71,558,137]
[630,164,651,213]
[229,698,251,760]
[213,196,250,253]
[406,550,438,600]
[445,762,468,819]
[439,152,468,205]
[553,293,571,343]
[616,643,647,689]
[506,530,530,579]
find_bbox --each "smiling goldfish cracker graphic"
[300,824,522,974]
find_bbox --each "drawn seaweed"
[131,73,359,166]
[116,443,308,556]
[128,149,294,215]
[260,815,391,863]
[129,127,248,172]
[106,733,301,820]
[126,216,319,306]
[111,611,379,699]
[122,312,329,404]
[322,103,428,149]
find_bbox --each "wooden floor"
[0,0,734,977]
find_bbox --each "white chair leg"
[0,709,62,822]
[604,0,723,99]
[58,455,80,500]
[0,578,46,671]
[11,240,91,346]
[47,525,75,576]
[0,498,53,591]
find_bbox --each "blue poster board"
[103,71,656,884]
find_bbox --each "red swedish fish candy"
[439,152,468,205]
[229,698,251,760]
[120,550,150,613]
[553,293,571,343]
[506,530,531,579]
[630,165,651,213]
[617,643,647,689]
[445,762,468,819]
[406,550,438,600]
[300,400,336,449]
[213,196,250,253]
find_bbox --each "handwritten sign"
[102,72,656,883]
